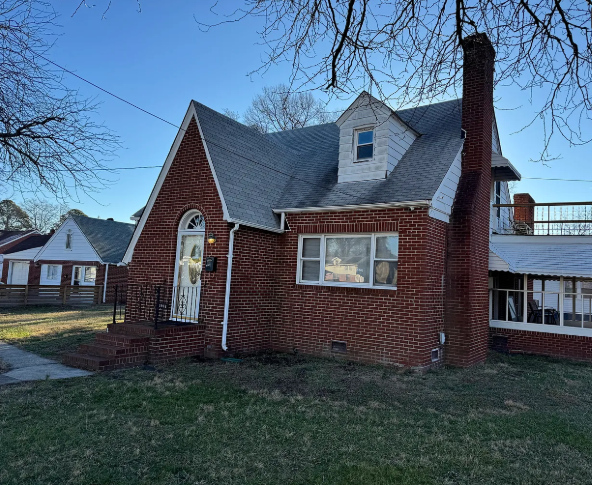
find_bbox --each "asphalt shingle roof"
[72,216,135,264]
[0,230,36,248]
[3,235,51,254]
[193,98,463,231]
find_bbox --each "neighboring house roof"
[193,98,464,231]
[3,235,51,255]
[0,230,38,249]
[131,207,144,221]
[71,216,135,264]
[489,235,592,278]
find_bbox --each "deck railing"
[493,201,592,235]
[0,285,103,307]
[112,284,202,328]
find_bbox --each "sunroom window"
[298,233,398,288]
[356,129,374,161]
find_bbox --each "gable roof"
[3,234,51,255]
[0,230,38,249]
[71,216,135,264]
[192,98,463,230]
[125,97,472,263]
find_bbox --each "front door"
[10,261,29,285]
[171,233,204,322]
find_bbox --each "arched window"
[179,210,205,232]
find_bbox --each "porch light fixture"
[207,233,217,245]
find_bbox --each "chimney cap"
[107,217,114,221]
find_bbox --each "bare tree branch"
[0,0,120,202]
[196,0,592,161]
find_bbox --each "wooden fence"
[0,285,103,307]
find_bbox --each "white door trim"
[171,228,205,323]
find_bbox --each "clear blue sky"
[21,1,592,223]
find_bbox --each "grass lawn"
[0,305,111,358]
[1,309,592,484]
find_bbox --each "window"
[46,265,59,281]
[72,265,97,286]
[84,266,97,283]
[298,233,398,288]
[495,181,501,218]
[355,129,374,161]
[65,230,72,250]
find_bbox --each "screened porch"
[490,272,592,334]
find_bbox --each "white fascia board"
[227,218,284,234]
[336,92,421,136]
[0,230,40,250]
[122,102,231,264]
[4,247,43,260]
[34,215,103,264]
[336,92,420,136]
[70,216,104,264]
[490,319,592,338]
[272,200,431,214]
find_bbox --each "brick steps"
[64,324,151,371]
[64,322,205,371]
[95,332,149,347]
[63,353,115,371]
[79,342,146,358]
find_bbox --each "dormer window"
[356,129,374,161]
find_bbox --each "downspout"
[103,263,109,303]
[221,223,240,351]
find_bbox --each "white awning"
[491,153,521,181]
[489,234,592,278]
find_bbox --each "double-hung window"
[72,265,97,286]
[297,233,398,288]
[355,129,374,161]
[47,265,59,281]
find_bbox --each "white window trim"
[296,233,398,290]
[41,264,62,285]
[354,127,375,163]
[72,265,97,286]
[65,230,73,251]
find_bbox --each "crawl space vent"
[331,341,347,353]
[431,348,440,362]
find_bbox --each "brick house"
[1,216,133,304]
[64,33,592,371]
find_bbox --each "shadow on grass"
[0,305,111,358]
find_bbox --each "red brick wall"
[270,208,447,368]
[444,33,496,367]
[149,325,206,363]
[490,328,592,362]
[513,193,535,228]
[125,117,231,359]
[125,114,450,367]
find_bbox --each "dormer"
[336,92,419,183]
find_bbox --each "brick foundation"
[489,327,592,362]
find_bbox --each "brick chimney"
[444,33,495,367]
[513,193,535,230]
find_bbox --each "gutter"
[103,263,109,303]
[272,200,431,214]
[221,223,240,351]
